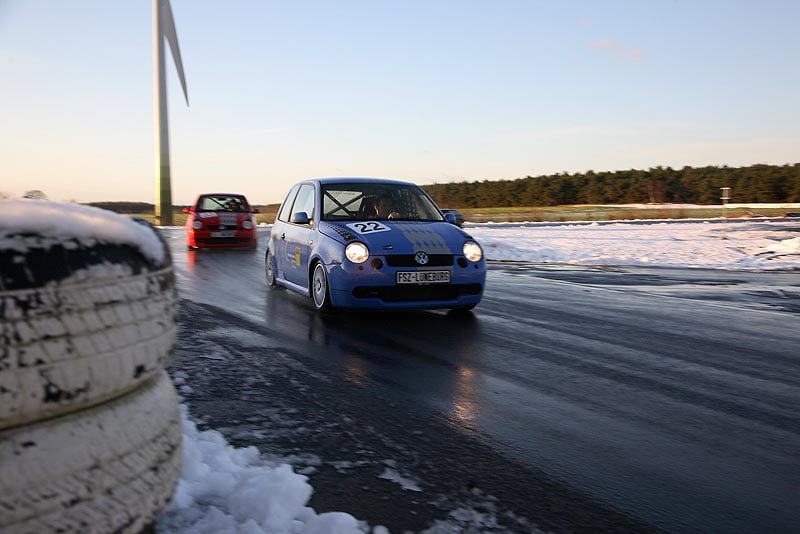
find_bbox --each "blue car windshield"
[321,184,445,222]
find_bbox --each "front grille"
[196,237,252,244]
[384,254,454,267]
[203,225,242,231]
[352,283,482,302]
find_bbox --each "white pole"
[720,187,731,240]
[153,0,173,226]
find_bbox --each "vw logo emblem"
[414,251,429,265]
[219,224,226,230]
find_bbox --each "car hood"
[318,220,475,255]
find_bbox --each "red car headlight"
[192,220,203,230]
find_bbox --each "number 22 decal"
[346,221,390,234]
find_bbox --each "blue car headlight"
[345,242,370,264]
[463,241,482,262]
[192,220,203,230]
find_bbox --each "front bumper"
[325,255,486,309]
[187,229,256,248]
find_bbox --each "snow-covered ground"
[470,218,800,271]
[161,217,799,534]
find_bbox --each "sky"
[155,217,798,533]
[2,1,800,205]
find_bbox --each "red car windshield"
[196,195,249,213]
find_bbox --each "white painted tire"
[0,371,182,534]
[0,231,177,430]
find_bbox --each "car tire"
[311,262,331,311]
[0,231,177,430]
[265,249,276,287]
[0,370,182,534]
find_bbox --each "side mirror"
[182,207,192,214]
[444,212,457,225]
[290,212,310,225]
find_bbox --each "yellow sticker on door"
[295,247,301,266]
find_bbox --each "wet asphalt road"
[162,228,800,533]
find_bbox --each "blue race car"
[265,177,486,311]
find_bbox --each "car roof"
[303,177,418,187]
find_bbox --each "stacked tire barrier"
[1,203,181,533]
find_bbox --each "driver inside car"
[372,195,399,219]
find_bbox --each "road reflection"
[343,352,368,385]
[256,261,492,427]
[291,305,489,434]
[185,249,198,271]
[451,366,478,425]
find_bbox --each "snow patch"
[378,467,422,492]
[0,199,166,264]
[159,405,373,534]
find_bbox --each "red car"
[183,193,259,249]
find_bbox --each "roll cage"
[321,184,444,222]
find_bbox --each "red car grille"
[195,237,252,245]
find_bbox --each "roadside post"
[720,187,731,239]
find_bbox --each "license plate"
[210,230,236,238]
[396,270,450,284]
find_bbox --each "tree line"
[86,201,157,213]
[85,201,276,213]
[7,163,797,211]
[422,163,800,208]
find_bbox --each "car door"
[274,184,300,281]
[283,183,316,287]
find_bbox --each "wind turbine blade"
[161,0,189,106]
